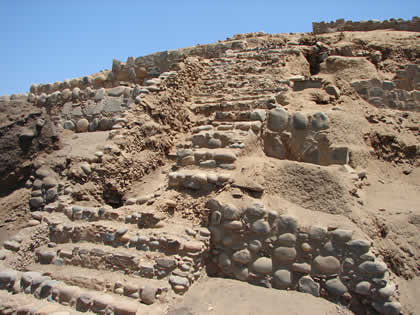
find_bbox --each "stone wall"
[28,39,248,97]
[313,17,420,34]
[264,108,349,165]
[206,199,401,315]
[352,64,420,111]
[26,71,176,133]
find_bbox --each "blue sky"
[0,1,418,95]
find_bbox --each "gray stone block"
[267,108,289,131]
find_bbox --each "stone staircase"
[1,196,210,314]
[0,36,406,315]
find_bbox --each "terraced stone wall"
[115,40,248,77]
[313,17,420,34]
[264,108,349,165]
[206,199,401,315]
[352,64,420,111]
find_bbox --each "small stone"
[330,229,353,243]
[3,241,20,252]
[156,258,176,269]
[245,202,265,218]
[251,257,272,275]
[276,215,298,233]
[38,250,56,264]
[311,112,330,130]
[298,275,320,297]
[292,112,308,130]
[63,120,75,130]
[92,294,114,313]
[312,256,341,275]
[347,239,371,255]
[267,108,290,131]
[248,240,262,252]
[185,228,196,236]
[169,275,189,287]
[301,243,312,252]
[211,211,222,225]
[325,85,340,98]
[273,247,296,264]
[222,204,241,220]
[232,249,252,265]
[115,228,128,236]
[276,233,296,247]
[378,283,395,299]
[273,269,292,289]
[114,300,139,315]
[309,225,328,242]
[88,118,99,132]
[29,196,44,209]
[140,286,157,305]
[372,301,401,315]
[233,266,249,281]
[354,281,371,295]
[223,220,243,230]
[42,176,57,189]
[360,251,376,262]
[252,219,271,234]
[28,219,40,227]
[80,163,91,175]
[183,241,203,252]
[76,119,89,132]
[325,278,348,296]
[45,187,57,202]
[358,261,387,276]
[292,263,311,274]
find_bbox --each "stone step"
[34,241,205,280]
[190,128,256,149]
[0,290,89,314]
[39,203,168,229]
[189,97,275,114]
[0,267,147,314]
[214,110,267,122]
[43,219,209,257]
[176,148,240,170]
[168,170,234,191]
[25,263,170,304]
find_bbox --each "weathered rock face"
[206,199,400,312]
[0,95,59,194]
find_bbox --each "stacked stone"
[191,97,276,115]
[263,108,350,165]
[0,268,147,313]
[352,65,420,112]
[28,70,176,134]
[207,199,401,315]
[176,148,239,170]
[312,17,420,34]
[191,122,262,149]
[168,171,233,190]
[26,165,60,211]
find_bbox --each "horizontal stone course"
[313,17,420,34]
[352,66,420,111]
[263,108,349,165]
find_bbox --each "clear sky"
[0,1,418,95]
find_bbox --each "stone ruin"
[0,19,418,315]
[313,17,420,34]
[206,199,400,315]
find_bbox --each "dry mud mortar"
[0,17,419,315]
